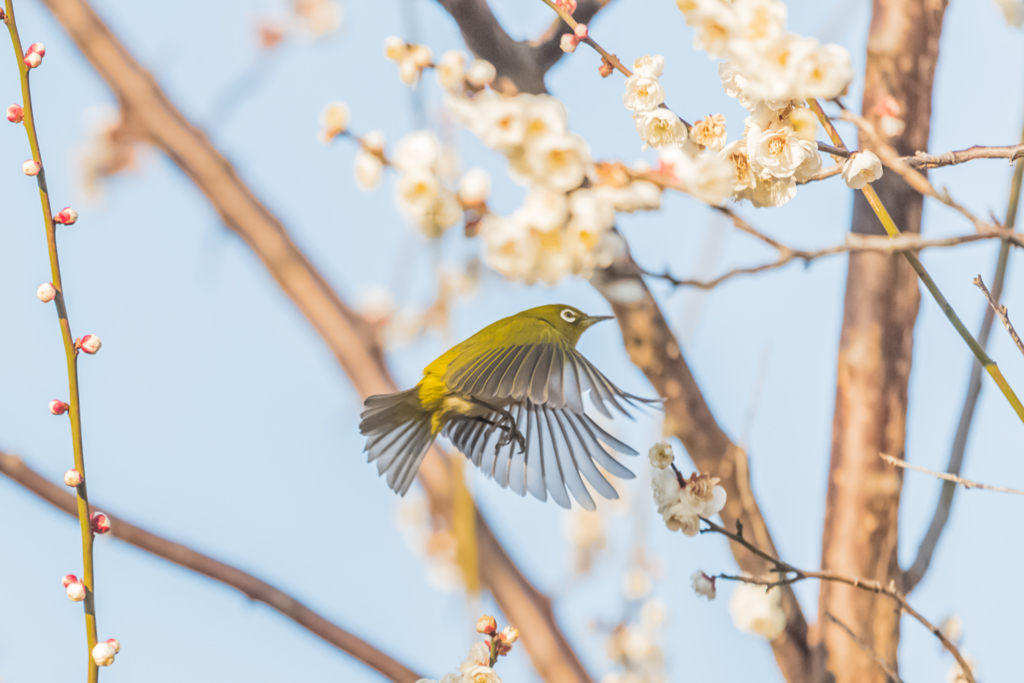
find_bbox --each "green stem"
[3,2,98,680]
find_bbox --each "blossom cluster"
[621,55,735,206]
[440,54,660,284]
[648,440,727,534]
[416,616,518,683]
[671,0,857,206]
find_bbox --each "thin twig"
[904,116,1024,593]
[702,518,975,683]
[823,612,905,683]
[0,452,423,683]
[640,229,1021,290]
[809,99,1024,425]
[800,144,1024,185]
[3,3,100,679]
[975,275,1024,359]
[880,453,1024,497]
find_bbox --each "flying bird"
[359,304,657,509]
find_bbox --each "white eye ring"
[560,309,577,323]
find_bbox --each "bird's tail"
[359,387,436,496]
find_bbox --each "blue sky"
[0,0,1021,681]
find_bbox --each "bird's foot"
[495,422,527,455]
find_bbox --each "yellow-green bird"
[359,304,656,510]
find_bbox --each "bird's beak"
[582,315,614,329]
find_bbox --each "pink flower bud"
[24,51,41,69]
[0,8,6,20]
[90,511,111,534]
[556,0,577,14]
[559,34,578,53]
[105,638,121,654]
[76,334,102,354]
[7,104,23,123]
[66,581,87,602]
[499,626,519,645]
[22,159,41,176]
[598,61,614,78]
[54,207,78,225]
[62,574,79,588]
[64,469,83,486]
[476,614,497,635]
[49,399,69,415]
[36,282,56,302]
[26,43,45,57]
[91,641,116,667]
[574,23,588,40]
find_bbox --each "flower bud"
[67,581,87,602]
[49,399,69,415]
[24,51,42,68]
[54,207,78,225]
[458,168,491,206]
[476,614,497,635]
[22,159,41,176]
[91,641,116,667]
[76,335,102,354]
[574,23,588,40]
[62,574,79,588]
[361,130,385,154]
[7,104,24,123]
[691,570,716,600]
[36,282,56,302]
[556,0,578,14]
[384,35,406,61]
[559,34,578,53]
[465,59,496,88]
[318,102,350,143]
[598,61,614,78]
[26,42,45,57]
[64,469,83,487]
[648,441,674,469]
[90,511,111,534]
[499,626,519,644]
[105,638,121,654]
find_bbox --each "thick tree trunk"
[818,1,947,681]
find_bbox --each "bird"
[358,304,657,510]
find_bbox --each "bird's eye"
[560,309,577,323]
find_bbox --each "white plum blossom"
[622,73,666,113]
[745,174,797,208]
[691,570,717,600]
[519,186,569,232]
[354,150,383,191]
[466,59,497,87]
[634,108,688,151]
[480,214,539,280]
[729,583,786,639]
[457,168,491,206]
[435,50,467,92]
[521,94,569,141]
[747,123,814,179]
[518,132,590,192]
[394,130,442,172]
[474,94,527,151]
[602,180,662,213]
[995,0,1024,26]
[459,642,500,683]
[660,147,735,206]
[690,113,727,151]
[651,468,726,535]
[842,150,883,189]
[648,441,674,469]
[632,54,665,78]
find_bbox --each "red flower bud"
[54,207,78,225]
[7,104,23,123]
[62,574,79,588]
[49,400,69,415]
[76,335,102,354]
[22,159,41,176]
[90,512,111,534]
[64,469,83,487]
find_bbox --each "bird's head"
[522,304,614,346]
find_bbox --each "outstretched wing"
[442,319,657,418]
[442,400,637,510]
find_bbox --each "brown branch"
[38,2,594,682]
[591,246,814,683]
[800,145,1024,186]
[434,0,611,93]
[0,451,423,683]
[823,613,905,683]
[974,274,1024,359]
[703,519,974,683]
[880,454,1024,497]
[903,121,1024,594]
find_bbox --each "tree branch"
[591,247,814,683]
[823,613,904,683]
[38,2,594,681]
[0,451,423,683]
[902,118,1024,593]
[975,274,1024,359]
[880,454,1024,497]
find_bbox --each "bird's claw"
[495,423,527,455]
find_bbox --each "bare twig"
[0,452,423,683]
[904,117,1024,593]
[800,144,1024,185]
[880,454,1024,497]
[823,612,905,683]
[975,275,1024,359]
[3,2,100,678]
[39,2,593,681]
[702,519,975,683]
